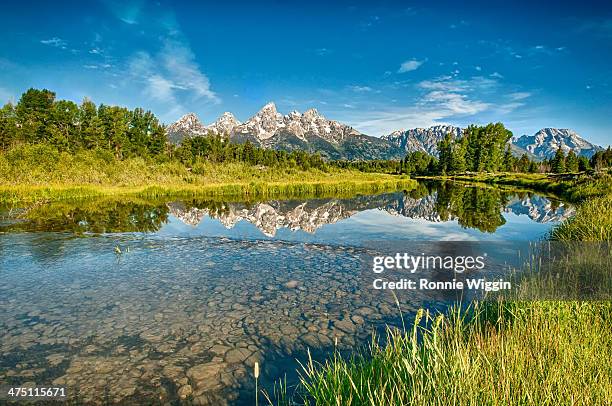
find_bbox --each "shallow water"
[0,181,574,405]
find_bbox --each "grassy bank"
[0,146,415,203]
[417,171,611,202]
[273,175,612,406]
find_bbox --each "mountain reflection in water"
[0,181,575,405]
[1,181,574,237]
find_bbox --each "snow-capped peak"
[382,125,462,156]
[206,112,241,136]
[513,128,602,158]
[166,112,208,143]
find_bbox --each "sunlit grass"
[268,174,612,406]
[551,194,612,241]
[288,300,612,406]
[0,147,415,203]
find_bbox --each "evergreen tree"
[502,145,515,172]
[449,137,467,173]
[517,154,530,172]
[437,133,453,174]
[565,150,579,173]
[15,88,56,143]
[0,103,17,151]
[578,156,590,172]
[48,100,79,151]
[551,147,566,173]
[79,99,104,149]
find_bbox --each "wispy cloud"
[398,59,425,73]
[83,63,113,70]
[341,75,523,136]
[449,20,469,29]
[508,92,531,101]
[418,75,498,92]
[314,48,332,56]
[40,37,67,49]
[348,85,373,93]
[128,37,218,113]
[423,91,490,115]
[104,0,143,25]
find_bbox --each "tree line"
[401,122,611,176]
[2,88,609,175]
[0,89,167,158]
[0,88,329,171]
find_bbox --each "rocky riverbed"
[0,234,427,405]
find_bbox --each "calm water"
[0,182,573,405]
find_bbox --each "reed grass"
[0,148,415,203]
[289,300,612,406]
[269,174,612,406]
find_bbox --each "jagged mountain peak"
[513,128,602,158]
[166,112,208,144]
[382,125,463,156]
[259,102,278,114]
[206,111,241,136]
[303,108,321,118]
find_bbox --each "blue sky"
[1,0,611,145]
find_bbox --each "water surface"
[0,181,574,405]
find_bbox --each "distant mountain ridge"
[381,125,538,160]
[166,105,603,161]
[512,128,603,159]
[167,103,402,160]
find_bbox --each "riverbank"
[416,171,611,202]
[274,174,612,405]
[0,149,415,203]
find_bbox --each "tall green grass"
[0,145,415,203]
[269,175,612,406]
[289,301,612,406]
[551,194,612,241]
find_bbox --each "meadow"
[0,145,415,204]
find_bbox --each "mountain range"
[167,103,603,161]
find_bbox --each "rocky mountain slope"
[167,107,601,162]
[167,104,401,160]
[512,128,602,159]
[166,113,209,144]
[382,125,462,156]
[382,125,538,160]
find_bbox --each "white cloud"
[83,63,112,69]
[423,91,490,115]
[339,75,508,136]
[315,48,332,56]
[40,37,67,49]
[160,39,217,101]
[128,38,218,109]
[490,72,504,79]
[348,85,373,93]
[508,92,531,101]
[398,59,425,73]
[104,0,143,25]
[418,75,498,93]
